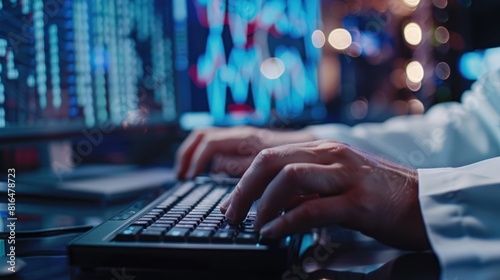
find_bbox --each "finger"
[220,196,230,213]
[211,155,254,177]
[224,142,335,223]
[175,130,207,179]
[260,196,353,238]
[185,136,251,178]
[255,163,346,229]
[285,194,320,211]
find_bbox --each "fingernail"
[260,223,274,238]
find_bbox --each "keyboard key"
[195,226,217,232]
[175,224,196,230]
[149,221,175,230]
[188,230,213,242]
[235,232,259,244]
[240,222,256,232]
[132,220,151,227]
[146,211,162,218]
[169,209,189,216]
[142,214,160,220]
[173,204,193,211]
[182,217,202,224]
[164,227,191,242]
[199,221,220,228]
[159,216,179,223]
[135,218,154,226]
[139,229,165,241]
[212,230,234,243]
[115,225,143,241]
[178,220,198,227]
[184,214,204,220]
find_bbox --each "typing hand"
[175,126,314,179]
[220,140,431,251]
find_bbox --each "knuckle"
[254,148,276,166]
[281,164,304,182]
[319,140,350,154]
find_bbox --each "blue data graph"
[187,0,322,125]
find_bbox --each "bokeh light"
[346,42,362,57]
[409,99,425,114]
[403,0,420,8]
[432,0,448,9]
[435,62,451,80]
[311,30,326,48]
[260,57,285,79]
[406,80,422,92]
[403,22,422,46]
[328,28,352,51]
[459,52,483,80]
[435,26,450,44]
[406,61,424,83]
[350,100,368,119]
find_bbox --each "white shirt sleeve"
[304,69,500,278]
[418,157,500,280]
[305,70,500,169]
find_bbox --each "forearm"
[305,103,499,168]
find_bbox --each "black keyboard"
[68,177,301,272]
[115,180,259,244]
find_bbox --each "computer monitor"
[0,0,178,145]
[1,0,323,142]
[176,0,325,129]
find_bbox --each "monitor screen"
[0,0,177,141]
[175,0,324,129]
[0,0,324,143]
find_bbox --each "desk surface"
[5,194,440,280]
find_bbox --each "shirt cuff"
[418,161,500,280]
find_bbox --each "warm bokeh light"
[406,61,424,83]
[350,100,368,119]
[328,28,352,51]
[409,99,425,114]
[403,0,420,8]
[346,42,362,57]
[403,22,422,46]
[435,62,451,80]
[311,29,325,48]
[406,80,422,92]
[260,57,285,80]
[435,26,450,44]
[432,0,448,9]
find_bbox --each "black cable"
[0,225,94,239]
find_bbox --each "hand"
[220,140,431,251]
[175,126,315,179]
